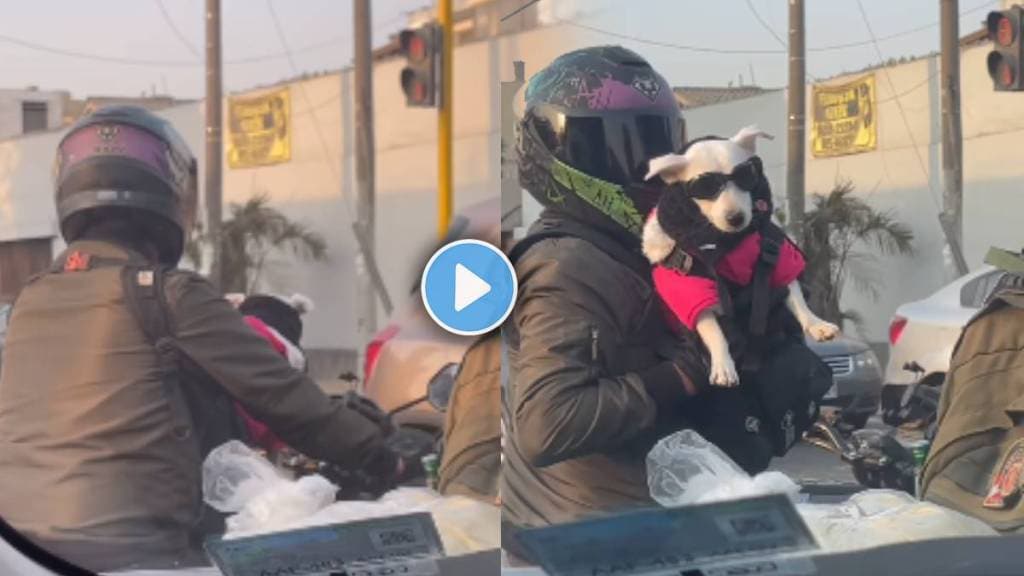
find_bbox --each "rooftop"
[673,85,776,109]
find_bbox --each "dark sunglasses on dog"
[683,156,764,200]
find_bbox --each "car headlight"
[854,349,881,372]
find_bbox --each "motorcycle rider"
[0,106,409,572]
[501,46,710,531]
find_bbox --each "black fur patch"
[656,183,720,251]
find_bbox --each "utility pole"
[354,0,377,378]
[786,0,806,241]
[501,61,526,242]
[438,0,453,240]
[205,0,223,289]
[940,0,969,276]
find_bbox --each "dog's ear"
[731,125,774,153]
[645,154,689,184]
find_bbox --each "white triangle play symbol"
[454,263,491,312]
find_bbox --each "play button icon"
[421,239,517,336]
[454,263,491,312]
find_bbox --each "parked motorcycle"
[805,361,941,495]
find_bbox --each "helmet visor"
[529,103,686,186]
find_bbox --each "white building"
[0,88,67,140]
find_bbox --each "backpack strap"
[119,264,193,440]
[742,224,785,373]
[750,224,784,337]
[507,230,567,267]
[508,221,653,280]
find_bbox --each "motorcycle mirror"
[427,363,459,413]
[902,361,925,375]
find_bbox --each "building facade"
[0,4,583,379]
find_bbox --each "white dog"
[642,125,839,387]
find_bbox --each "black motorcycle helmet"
[53,105,198,264]
[516,45,686,239]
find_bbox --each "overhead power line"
[563,20,784,54]
[155,0,201,58]
[0,5,423,68]
[743,0,820,82]
[263,2,359,241]
[502,0,543,22]
[0,0,997,71]
[811,0,995,52]
[854,0,945,217]
[744,0,788,48]
[562,0,997,56]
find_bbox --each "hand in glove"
[639,336,710,407]
[339,391,395,437]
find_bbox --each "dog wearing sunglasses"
[642,125,839,388]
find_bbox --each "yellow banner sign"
[227,88,291,169]
[811,75,877,158]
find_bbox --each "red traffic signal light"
[401,69,430,105]
[399,26,440,107]
[989,52,1016,88]
[404,33,427,62]
[987,8,1024,91]
[997,15,1015,47]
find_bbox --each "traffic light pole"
[438,0,453,240]
[940,0,969,276]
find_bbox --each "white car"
[881,265,1008,421]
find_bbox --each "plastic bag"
[646,430,800,507]
[645,433,997,552]
[795,489,997,552]
[284,488,500,555]
[202,441,338,536]
[226,474,338,536]
[202,441,288,513]
[201,442,499,554]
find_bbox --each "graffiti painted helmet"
[515,46,685,239]
[54,105,198,264]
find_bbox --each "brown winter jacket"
[437,331,501,504]
[0,240,397,572]
[921,278,1024,532]
[501,216,704,529]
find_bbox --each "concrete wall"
[0,89,66,140]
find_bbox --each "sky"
[0,0,431,99]
[548,0,1003,88]
[0,0,1005,99]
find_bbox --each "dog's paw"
[709,355,739,388]
[806,321,840,342]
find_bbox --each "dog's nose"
[727,212,746,228]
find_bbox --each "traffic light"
[399,24,441,107]
[987,7,1024,91]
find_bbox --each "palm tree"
[797,181,915,330]
[186,193,328,293]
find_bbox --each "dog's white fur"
[644,125,840,387]
[286,293,315,315]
